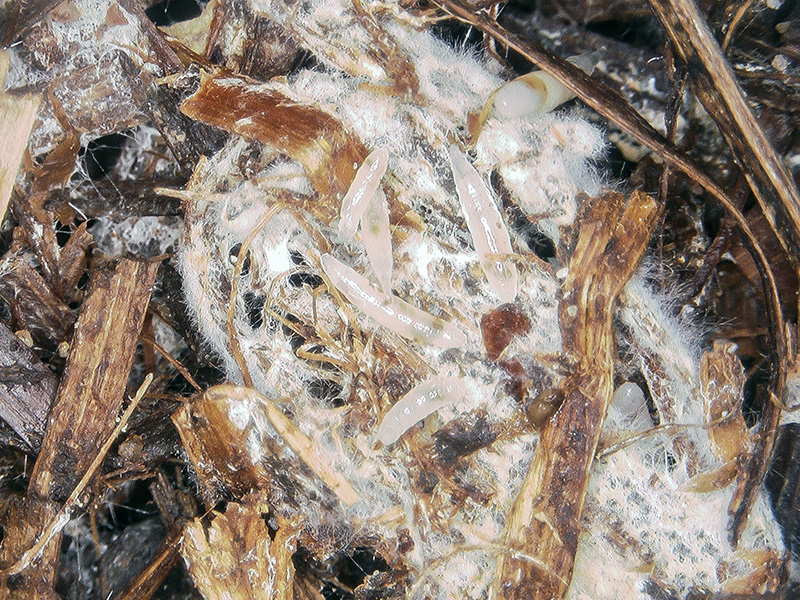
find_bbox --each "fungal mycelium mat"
[167,0,787,598]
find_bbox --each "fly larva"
[362,188,393,296]
[449,145,518,303]
[320,254,467,349]
[376,375,466,446]
[338,147,389,240]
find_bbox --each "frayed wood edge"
[2,373,154,576]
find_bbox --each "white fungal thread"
[320,254,466,349]
[338,147,389,240]
[362,188,393,296]
[376,375,466,445]
[449,145,518,303]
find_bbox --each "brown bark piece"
[0,321,56,450]
[56,221,92,300]
[493,190,661,599]
[180,73,368,214]
[29,258,160,501]
[0,248,75,350]
[0,258,159,598]
[647,0,800,266]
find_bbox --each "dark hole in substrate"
[742,363,771,428]
[321,583,353,600]
[80,132,128,181]
[289,271,325,289]
[55,221,71,247]
[334,546,390,591]
[228,243,251,277]
[585,17,664,50]
[144,0,203,27]
[281,314,306,353]
[308,378,345,407]
[97,479,158,529]
[525,228,557,262]
[243,291,266,330]
[592,143,635,182]
[290,249,308,266]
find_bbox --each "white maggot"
[320,254,467,349]
[449,145,518,303]
[338,147,389,240]
[376,375,466,446]
[362,188,393,296]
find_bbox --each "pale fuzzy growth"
[376,375,466,446]
[173,0,785,596]
[619,274,702,423]
[476,114,606,241]
[448,145,518,303]
[362,188,393,295]
[320,253,466,349]
[338,147,389,240]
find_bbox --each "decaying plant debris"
[0,0,799,599]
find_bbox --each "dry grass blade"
[647,0,800,263]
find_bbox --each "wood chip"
[493,190,661,599]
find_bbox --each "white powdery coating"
[362,188,393,295]
[376,375,466,446]
[448,145,518,303]
[338,147,389,240]
[321,254,466,349]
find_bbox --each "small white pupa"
[338,147,389,240]
[376,375,466,446]
[449,145,518,303]
[491,53,600,120]
[320,254,466,349]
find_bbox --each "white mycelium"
[177,0,785,597]
[338,147,389,240]
[320,253,467,349]
[449,144,518,303]
[376,375,466,446]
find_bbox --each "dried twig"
[493,190,661,599]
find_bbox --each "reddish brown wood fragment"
[0,245,74,350]
[28,258,160,500]
[493,190,661,600]
[481,303,531,361]
[56,221,92,300]
[181,73,368,216]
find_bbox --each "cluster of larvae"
[328,143,519,445]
